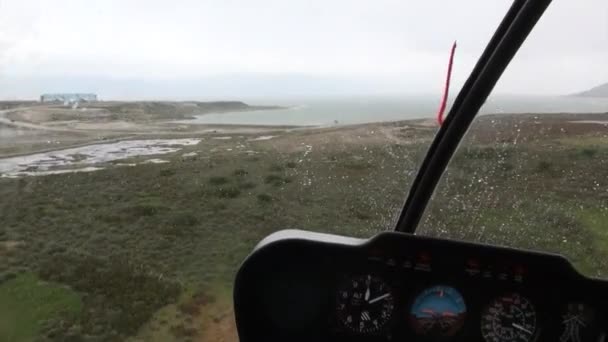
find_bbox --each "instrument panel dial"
[481,293,537,342]
[560,302,601,342]
[336,274,395,334]
[409,285,467,338]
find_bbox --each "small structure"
[40,93,97,103]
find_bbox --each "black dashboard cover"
[233,230,607,342]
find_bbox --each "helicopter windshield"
[0,1,606,341]
[418,0,608,279]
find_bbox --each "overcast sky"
[1,0,607,99]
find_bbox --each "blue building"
[40,93,98,103]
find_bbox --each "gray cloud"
[0,0,606,98]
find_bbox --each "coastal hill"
[2,100,285,123]
[572,82,608,97]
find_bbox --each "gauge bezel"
[480,292,539,342]
[409,284,468,338]
[554,300,605,342]
[334,273,397,335]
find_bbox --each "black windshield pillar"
[394,0,553,233]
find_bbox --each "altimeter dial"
[481,293,537,342]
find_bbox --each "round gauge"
[409,285,467,337]
[481,293,537,342]
[560,302,599,342]
[336,274,395,334]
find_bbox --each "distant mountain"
[572,82,608,97]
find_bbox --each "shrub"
[36,254,181,338]
[264,174,286,187]
[177,291,214,316]
[211,202,227,211]
[535,161,552,173]
[342,160,371,170]
[499,162,514,172]
[269,164,284,172]
[233,169,248,177]
[215,186,241,198]
[170,212,199,227]
[208,176,229,185]
[354,211,372,220]
[462,147,498,159]
[125,203,169,217]
[349,200,374,220]
[169,324,197,338]
[257,194,273,203]
[0,271,17,283]
[286,161,297,168]
[161,225,190,238]
[581,148,597,158]
[159,169,176,177]
[238,181,257,190]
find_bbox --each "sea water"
[178,95,608,127]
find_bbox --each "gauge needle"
[512,323,533,335]
[364,275,371,301]
[368,293,391,304]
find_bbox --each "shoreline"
[1,112,607,160]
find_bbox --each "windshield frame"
[394,0,553,234]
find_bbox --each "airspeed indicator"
[481,293,537,342]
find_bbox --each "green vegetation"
[579,209,608,255]
[0,124,428,340]
[0,273,81,342]
[35,254,180,340]
[209,176,229,185]
[422,138,608,277]
[535,160,553,173]
[257,193,273,203]
[264,174,291,187]
[237,181,257,190]
[90,101,283,121]
[0,115,607,341]
[215,186,242,199]
[580,148,598,158]
[233,168,248,177]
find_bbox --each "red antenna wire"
[437,41,457,125]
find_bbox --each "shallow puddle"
[0,138,200,177]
